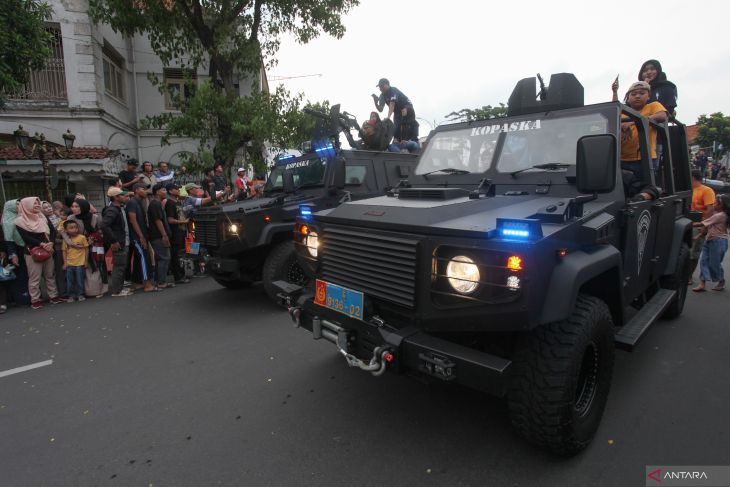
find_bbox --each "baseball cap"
[164,182,180,191]
[626,81,651,94]
[376,78,389,87]
[132,182,148,191]
[151,182,166,194]
[184,183,201,191]
[107,187,129,197]
[237,167,246,173]
[126,158,139,166]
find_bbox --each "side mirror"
[327,157,346,192]
[576,134,617,194]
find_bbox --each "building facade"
[0,0,267,207]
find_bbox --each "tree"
[444,103,507,123]
[694,112,730,158]
[0,0,53,108]
[89,0,358,169]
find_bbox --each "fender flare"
[539,245,623,325]
[662,217,692,276]
[256,222,295,247]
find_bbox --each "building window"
[103,42,125,102]
[164,68,196,110]
[10,23,67,101]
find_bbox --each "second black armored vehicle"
[193,105,418,302]
[278,74,694,455]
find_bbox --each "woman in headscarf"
[66,199,108,298]
[14,197,62,309]
[638,59,678,117]
[2,199,31,306]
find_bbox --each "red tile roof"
[0,145,115,160]
[685,124,698,145]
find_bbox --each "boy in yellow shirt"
[620,81,668,180]
[62,220,89,301]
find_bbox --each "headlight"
[446,255,480,294]
[228,223,239,234]
[305,231,319,257]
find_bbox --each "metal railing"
[10,24,67,102]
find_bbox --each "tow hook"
[288,306,302,327]
[339,346,394,377]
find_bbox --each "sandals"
[712,280,726,291]
[692,286,706,293]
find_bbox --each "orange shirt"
[620,101,667,161]
[691,184,715,213]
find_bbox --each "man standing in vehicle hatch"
[372,78,416,145]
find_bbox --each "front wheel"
[262,241,309,304]
[507,294,615,456]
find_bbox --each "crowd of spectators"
[0,159,264,314]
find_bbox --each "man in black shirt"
[148,183,172,288]
[164,183,189,283]
[119,159,141,191]
[125,183,154,291]
[372,78,416,145]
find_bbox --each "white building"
[0,0,267,206]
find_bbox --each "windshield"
[415,113,609,175]
[265,157,327,192]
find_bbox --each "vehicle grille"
[321,225,419,308]
[193,217,219,248]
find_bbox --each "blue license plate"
[314,279,364,320]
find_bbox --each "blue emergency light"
[299,204,314,218]
[496,218,543,240]
[312,139,336,160]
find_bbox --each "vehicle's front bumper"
[279,284,512,397]
[206,255,242,280]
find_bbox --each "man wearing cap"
[126,183,155,292]
[164,183,189,283]
[372,78,416,146]
[359,112,394,151]
[182,183,214,219]
[119,159,142,190]
[101,187,132,296]
[620,80,668,181]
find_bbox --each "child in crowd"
[693,194,729,292]
[62,220,89,301]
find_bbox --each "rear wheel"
[507,294,614,456]
[214,277,253,290]
[262,241,308,304]
[660,242,690,319]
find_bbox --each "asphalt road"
[1,271,729,487]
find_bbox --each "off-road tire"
[660,242,690,319]
[262,241,308,304]
[213,277,253,290]
[507,294,615,456]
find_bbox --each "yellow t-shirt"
[63,234,89,267]
[620,101,667,161]
[691,184,716,213]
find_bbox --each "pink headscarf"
[14,197,50,235]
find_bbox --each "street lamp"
[13,125,29,150]
[62,129,76,151]
[12,128,75,203]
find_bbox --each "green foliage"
[694,112,730,157]
[444,103,507,123]
[143,81,327,174]
[0,0,53,108]
[89,0,358,173]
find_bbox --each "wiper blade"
[511,163,571,178]
[421,168,471,177]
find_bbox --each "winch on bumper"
[274,281,512,396]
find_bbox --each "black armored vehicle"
[194,105,418,301]
[277,74,694,455]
